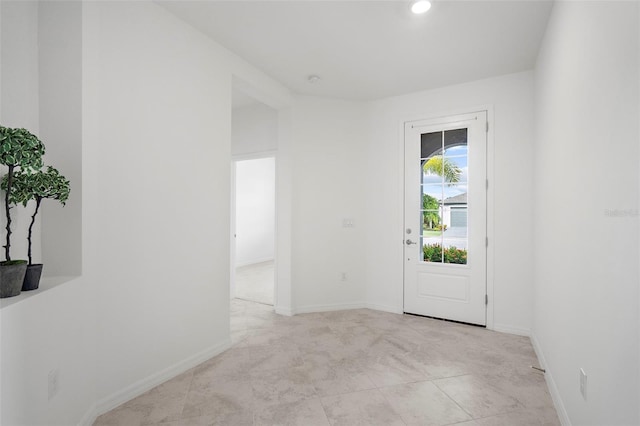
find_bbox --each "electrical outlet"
[48,369,59,401]
[579,368,587,400]
[341,272,348,282]
[342,218,355,228]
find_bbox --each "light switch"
[342,218,355,228]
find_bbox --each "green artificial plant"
[1,166,70,265]
[0,126,45,262]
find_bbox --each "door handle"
[405,239,417,245]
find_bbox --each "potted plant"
[2,166,70,290]
[0,126,45,298]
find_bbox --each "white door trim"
[396,105,495,330]
[232,150,277,162]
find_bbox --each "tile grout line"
[102,299,558,425]
[375,386,410,426]
[315,396,334,426]
[432,375,476,420]
[176,368,197,422]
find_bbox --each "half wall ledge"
[0,275,81,310]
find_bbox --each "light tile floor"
[235,261,274,306]
[95,300,560,426]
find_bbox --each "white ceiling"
[159,1,553,101]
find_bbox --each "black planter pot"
[22,264,43,291]
[0,262,28,298]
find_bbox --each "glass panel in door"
[420,129,468,264]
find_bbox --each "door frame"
[403,111,487,325]
[231,74,294,316]
[398,105,495,330]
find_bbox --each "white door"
[403,112,487,325]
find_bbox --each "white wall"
[1,278,96,426]
[39,0,82,277]
[232,103,278,156]
[365,71,536,333]
[83,0,231,404]
[0,0,41,263]
[1,1,292,425]
[286,75,536,328]
[235,157,276,266]
[83,0,291,415]
[274,107,294,315]
[290,96,368,312]
[0,1,39,133]
[532,2,639,425]
[1,3,94,426]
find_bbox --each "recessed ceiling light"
[410,0,432,14]
[307,75,321,84]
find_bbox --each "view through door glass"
[420,129,468,264]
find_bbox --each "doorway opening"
[233,157,276,305]
[230,85,278,309]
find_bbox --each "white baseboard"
[275,305,294,316]
[492,323,531,337]
[89,338,232,422]
[364,302,403,314]
[530,333,572,426]
[290,302,403,316]
[77,403,98,426]
[293,301,367,314]
[235,257,274,268]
